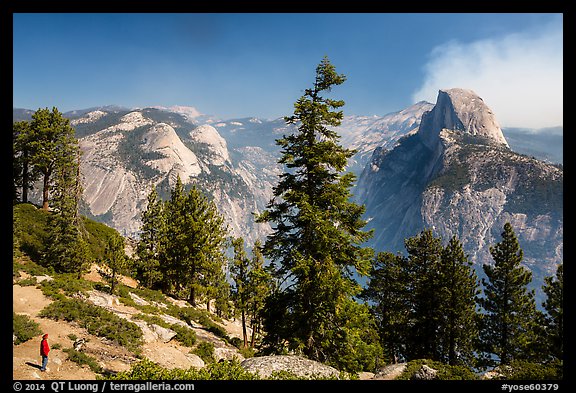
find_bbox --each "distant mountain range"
[13,93,563,302]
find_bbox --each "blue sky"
[13,13,563,129]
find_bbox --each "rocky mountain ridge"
[355,89,562,298]
[48,107,280,243]
[13,94,562,297]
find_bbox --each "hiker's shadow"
[26,362,42,370]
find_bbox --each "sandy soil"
[13,265,245,380]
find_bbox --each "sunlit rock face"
[356,88,562,300]
[73,108,277,243]
[418,88,509,151]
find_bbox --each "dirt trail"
[13,266,246,380]
[13,284,103,380]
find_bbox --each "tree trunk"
[189,285,196,307]
[111,270,116,294]
[42,173,50,210]
[241,309,248,349]
[21,150,29,203]
[250,322,258,348]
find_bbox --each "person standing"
[40,334,50,372]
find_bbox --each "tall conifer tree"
[542,263,563,362]
[403,229,444,360]
[478,222,540,366]
[28,107,77,211]
[256,56,374,364]
[162,176,228,306]
[230,237,251,348]
[247,240,273,348]
[13,120,40,203]
[361,251,410,364]
[136,188,165,289]
[363,231,480,366]
[103,232,127,294]
[438,235,480,366]
[43,139,91,277]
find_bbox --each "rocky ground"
[13,263,405,381]
[12,264,247,380]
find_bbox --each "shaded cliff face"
[356,88,563,296]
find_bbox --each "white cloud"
[412,22,563,129]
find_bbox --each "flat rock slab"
[240,355,340,379]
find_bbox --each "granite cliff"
[355,89,563,296]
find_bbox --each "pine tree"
[361,251,411,364]
[256,56,374,366]
[478,222,540,366]
[542,263,563,362]
[136,188,165,289]
[247,240,273,348]
[43,142,91,277]
[28,107,78,211]
[103,232,128,294]
[212,267,231,319]
[229,239,274,349]
[202,255,230,314]
[162,176,187,295]
[230,237,251,348]
[13,120,40,203]
[162,176,228,306]
[363,232,480,366]
[437,235,480,366]
[326,297,384,373]
[402,229,445,360]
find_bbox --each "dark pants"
[41,355,48,371]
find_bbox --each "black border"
[6,2,569,392]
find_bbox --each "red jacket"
[40,339,50,356]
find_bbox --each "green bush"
[38,298,143,352]
[13,203,50,263]
[130,286,171,305]
[104,357,257,380]
[13,313,42,344]
[13,255,51,278]
[397,359,478,380]
[237,346,256,359]
[202,359,259,380]
[13,202,126,265]
[177,307,229,341]
[104,358,176,380]
[170,324,197,347]
[15,277,38,287]
[133,313,168,327]
[64,348,103,374]
[82,216,123,260]
[495,360,563,380]
[193,341,215,364]
[39,273,94,299]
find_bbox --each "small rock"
[214,347,244,362]
[74,338,87,351]
[412,364,438,380]
[373,363,407,380]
